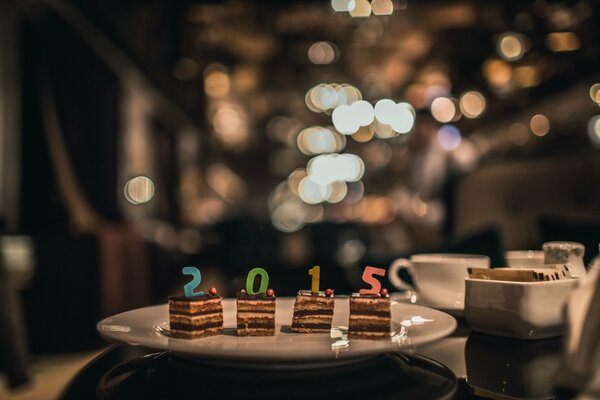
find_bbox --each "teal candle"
[182,266,204,297]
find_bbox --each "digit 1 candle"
[359,266,386,295]
[182,266,204,297]
[308,265,320,293]
[246,267,269,295]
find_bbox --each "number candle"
[246,267,269,295]
[359,266,386,295]
[308,265,320,293]
[182,266,203,297]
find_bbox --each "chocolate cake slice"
[236,290,276,336]
[348,292,391,340]
[291,289,335,333]
[168,291,223,339]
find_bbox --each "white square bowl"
[464,277,579,339]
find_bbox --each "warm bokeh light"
[546,32,580,52]
[308,42,339,65]
[124,176,155,205]
[297,126,344,155]
[212,105,250,150]
[327,181,348,203]
[371,0,393,16]
[588,115,600,147]
[372,119,396,139]
[431,97,456,123]
[483,59,513,88]
[351,126,374,143]
[204,68,230,98]
[306,84,362,113]
[298,176,331,204]
[589,83,600,104]
[497,32,526,61]
[514,65,541,88]
[508,122,529,145]
[529,114,550,136]
[437,124,461,151]
[349,0,371,17]
[459,91,486,118]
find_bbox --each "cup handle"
[389,258,416,291]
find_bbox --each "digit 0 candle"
[237,268,276,336]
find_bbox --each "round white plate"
[97,297,456,363]
[392,291,464,317]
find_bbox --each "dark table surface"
[60,317,577,400]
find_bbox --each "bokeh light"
[298,176,331,204]
[307,153,365,185]
[431,97,456,123]
[349,0,371,17]
[327,181,348,203]
[437,124,461,151]
[529,114,550,136]
[588,115,600,147]
[497,32,526,61]
[459,91,486,118]
[483,59,513,88]
[124,176,155,205]
[204,66,230,98]
[589,83,600,104]
[546,32,580,52]
[297,126,345,155]
[371,0,393,15]
[331,0,352,12]
[374,99,397,125]
[308,42,339,65]
[332,104,360,135]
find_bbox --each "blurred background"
[1,0,600,395]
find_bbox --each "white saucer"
[97,297,456,364]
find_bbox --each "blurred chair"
[453,153,600,251]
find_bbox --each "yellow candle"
[308,265,320,293]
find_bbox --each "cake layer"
[168,306,223,317]
[293,309,334,317]
[170,321,224,331]
[171,326,223,339]
[169,296,223,314]
[237,301,276,312]
[169,313,223,325]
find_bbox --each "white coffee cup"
[505,250,544,268]
[389,253,490,309]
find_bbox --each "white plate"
[392,291,464,317]
[97,297,456,363]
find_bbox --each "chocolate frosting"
[237,291,276,300]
